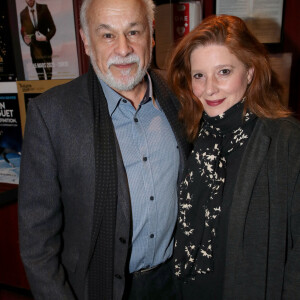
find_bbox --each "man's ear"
[80,29,90,57]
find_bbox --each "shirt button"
[150,196,154,201]
[150,234,154,238]
[122,99,127,103]
[119,237,126,244]
[143,157,147,162]
[134,118,138,122]
[115,274,122,279]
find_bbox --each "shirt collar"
[99,72,158,116]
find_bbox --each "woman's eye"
[220,69,231,75]
[193,73,203,79]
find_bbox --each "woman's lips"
[205,98,225,106]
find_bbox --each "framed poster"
[17,79,71,135]
[0,1,18,81]
[0,82,22,184]
[14,0,80,80]
[73,0,90,74]
[216,0,284,44]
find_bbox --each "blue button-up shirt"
[100,74,180,273]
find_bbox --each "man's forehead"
[96,21,145,32]
[89,0,146,16]
[89,2,147,28]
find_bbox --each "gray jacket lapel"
[224,120,270,298]
[115,134,131,223]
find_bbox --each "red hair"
[167,15,291,141]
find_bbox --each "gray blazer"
[223,117,300,299]
[18,70,190,300]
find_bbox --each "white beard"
[90,51,152,91]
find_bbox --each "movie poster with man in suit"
[15,0,79,80]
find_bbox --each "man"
[18,0,190,299]
[20,0,56,80]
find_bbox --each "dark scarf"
[174,101,256,279]
[88,66,118,300]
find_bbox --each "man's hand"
[24,33,32,45]
[35,31,47,42]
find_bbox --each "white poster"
[15,0,79,80]
[216,0,284,43]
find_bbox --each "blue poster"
[0,93,22,184]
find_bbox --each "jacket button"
[115,274,122,279]
[119,237,126,244]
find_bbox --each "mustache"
[107,55,140,68]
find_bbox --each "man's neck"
[27,3,37,10]
[115,79,148,110]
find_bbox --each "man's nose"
[115,35,133,57]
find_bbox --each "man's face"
[25,0,35,7]
[80,0,153,92]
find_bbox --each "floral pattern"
[174,102,256,279]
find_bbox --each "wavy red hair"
[167,15,291,141]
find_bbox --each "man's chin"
[103,72,146,92]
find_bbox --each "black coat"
[18,69,190,299]
[222,117,300,299]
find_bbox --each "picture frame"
[17,79,71,135]
[13,0,81,80]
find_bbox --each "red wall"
[283,0,300,117]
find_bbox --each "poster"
[0,83,22,184]
[0,1,17,81]
[216,0,284,43]
[15,0,80,80]
[17,79,71,135]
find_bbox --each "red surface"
[0,288,33,300]
[283,0,300,118]
[0,202,30,290]
[0,184,17,194]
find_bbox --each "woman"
[168,15,300,299]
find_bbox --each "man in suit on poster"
[20,0,56,80]
[18,0,190,299]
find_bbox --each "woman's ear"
[247,67,254,84]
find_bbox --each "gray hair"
[80,0,155,40]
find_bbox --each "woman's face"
[190,44,253,117]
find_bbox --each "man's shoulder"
[20,7,28,16]
[30,73,89,109]
[36,3,48,9]
[149,69,167,86]
[149,68,180,110]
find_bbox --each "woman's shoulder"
[258,116,300,137]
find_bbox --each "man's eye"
[220,69,230,75]
[193,73,203,79]
[128,31,138,36]
[103,33,113,39]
